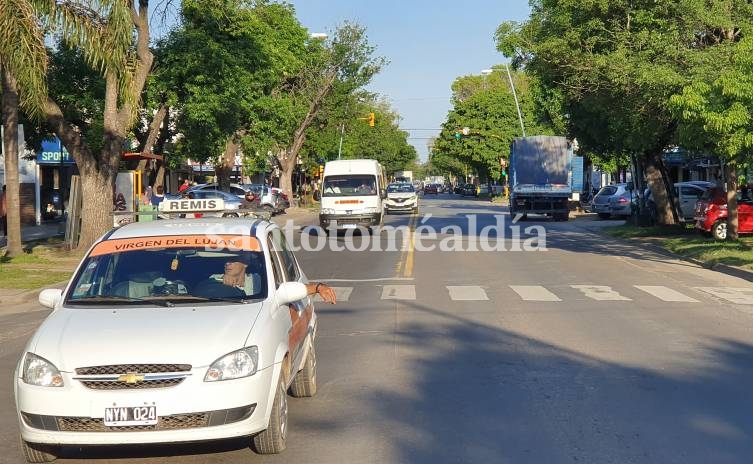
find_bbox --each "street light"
[481,66,526,137]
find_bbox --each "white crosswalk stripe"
[634,285,699,302]
[447,286,488,301]
[313,287,353,303]
[694,287,753,305]
[318,283,749,307]
[571,285,631,301]
[380,285,416,300]
[510,285,561,302]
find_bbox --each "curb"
[571,221,753,283]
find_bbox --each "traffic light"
[368,112,375,127]
[318,165,324,176]
[501,169,507,177]
[455,132,462,140]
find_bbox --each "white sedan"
[15,218,319,462]
[384,183,419,214]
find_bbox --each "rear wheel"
[597,212,611,219]
[289,343,317,397]
[252,374,288,454]
[20,439,57,463]
[712,220,727,241]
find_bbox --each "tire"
[597,212,611,219]
[712,220,727,241]
[20,439,57,463]
[262,204,274,214]
[289,343,317,397]
[554,212,569,222]
[222,212,239,218]
[252,374,288,454]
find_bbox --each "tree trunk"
[217,136,239,191]
[1,68,23,257]
[279,155,295,201]
[726,162,739,241]
[644,150,677,225]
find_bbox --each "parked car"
[695,184,753,240]
[645,181,714,222]
[423,184,438,195]
[591,184,630,219]
[15,218,319,461]
[608,187,638,218]
[242,184,285,214]
[385,182,419,214]
[462,183,476,196]
[454,184,465,194]
[188,183,247,199]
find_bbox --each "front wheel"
[252,374,288,454]
[289,344,317,397]
[20,439,57,463]
[712,220,727,241]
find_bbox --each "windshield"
[387,183,415,193]
[322,175,377,197]
[597,186,618,196]
[66,235,267,305]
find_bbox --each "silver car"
[591,184,630,219]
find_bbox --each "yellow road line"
[402,214,418,278]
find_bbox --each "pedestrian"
[178,179,190,193]
[151,185,166,207]
[141,186,153,205]
[0,185,6,237]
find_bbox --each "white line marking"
[695,287,753,305]
[380,285,416,300]
[510,285,561,302]
[313,287,352,303]
[571,285,631,301]
[634,286,699,303]
[447,286,489,301]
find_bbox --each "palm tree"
[1,1,143,253]
[0,0,48,257]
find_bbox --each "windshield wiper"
[67,295,174,307]
[178,295,252,304]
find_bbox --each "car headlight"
[320,208,335,215]
[23,353,64,387]
[205,347,258,382]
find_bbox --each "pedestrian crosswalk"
[313,284,753,306]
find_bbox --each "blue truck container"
[509,135,573,221]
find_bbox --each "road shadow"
[353,300,753,463]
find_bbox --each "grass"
[0,247,79,290]
[604,223,753,270]
[0,267,71,290]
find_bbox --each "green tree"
[670,35,753,240]
[495,0,753,226]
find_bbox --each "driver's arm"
[306,282,336,304]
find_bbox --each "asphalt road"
[3,194,753,463]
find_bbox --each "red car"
[694,185,753,240]
[423,184,438,195]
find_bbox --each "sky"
[289,0,532,162]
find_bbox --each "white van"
[319,159,387,232]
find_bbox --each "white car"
[384,182,418,214]
[15,217,318,462]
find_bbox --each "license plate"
[104,405,158,426]
[342,224,357,229]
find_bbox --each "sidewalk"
[570,214,753,283]
[0,221,65,249]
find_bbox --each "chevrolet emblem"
[118,372,145,384]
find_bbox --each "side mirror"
[276,281,308,306]
[39,288,63,309]
[380,189,387,200]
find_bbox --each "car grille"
[76,364,192,375]
[75,364,192,390]
[80,378,184,390]
[22,405,255,433]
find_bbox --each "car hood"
[29,303,265,371]
[387,192,416,199]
